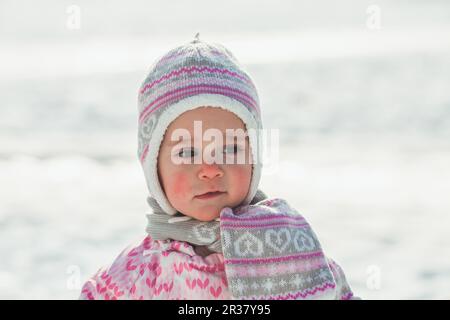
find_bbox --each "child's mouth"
[194,191,225,200]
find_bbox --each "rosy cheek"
[171,172,191,198]
[230,166,252,189]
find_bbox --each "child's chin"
[190,207,221,222]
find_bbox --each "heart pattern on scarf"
[234,231,263,257]
[292,229,316,251]
[193,222,219,243]
[265,228,291,253]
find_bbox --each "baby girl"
[79,35,357,300]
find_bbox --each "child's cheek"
[171,172,191,199]
[231,166,252,191]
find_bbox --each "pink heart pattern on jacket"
[80,235,354,300]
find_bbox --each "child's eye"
[178,147,198,158]
[223,144,241,154]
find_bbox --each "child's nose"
[198,164,224,180]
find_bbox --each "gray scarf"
[145,189,341,300]
[146,190,268,256]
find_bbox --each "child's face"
[157,107,253,221]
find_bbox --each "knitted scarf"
[146,190,338,299]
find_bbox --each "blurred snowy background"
[0,0,449,299]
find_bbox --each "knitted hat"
[137,34,263,215]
